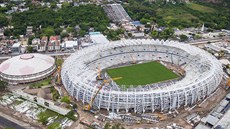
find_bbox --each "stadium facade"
[0,54,56,83]
[61,39,223,113]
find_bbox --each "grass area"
[56,58,64,66]
[29,77,52,88]
[38,109,64,125]
[14,99,24,105]
[156,7,198,22]
[106,61,178,87]
[47,122,61,129]
[61,96,71,104]
[186,3,215,13]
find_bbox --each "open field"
[106,61,178,87]
[186,3,215,13]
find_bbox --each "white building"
[11,42,21,53]
[61,40,78,50]
[89,32,109,44]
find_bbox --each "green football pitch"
[106,61,178,88]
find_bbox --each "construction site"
[0,39,229,129]
[59,39,229,128]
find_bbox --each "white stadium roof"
[0,53,56,83]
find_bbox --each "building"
[103,4,132,23]
[11,42,21,53]
[47,36,61,51]
[61,39,223,113]
[61,40,78,50]
[89,32,109,44]
[38,36,48,52]
[26,26,33,36]
[0,54,56,83]
[0,29,4,38]
[32,38,40,45]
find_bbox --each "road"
[187,36,230,45]
[0,51,73,60]
[0,115,26,129]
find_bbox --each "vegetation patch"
[186,3,215,13]
[61,96,71,104]
[29,77,52,88]
[50,87,60,101]
[56,58,64,67]
[38,109,64,125]
[106,61,178,88]
[47,122,61,129]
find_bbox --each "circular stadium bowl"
[61,39,223,113]
[0,53,56,84]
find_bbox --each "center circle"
[20,54,34,60]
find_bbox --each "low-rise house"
[32,38,40,45]
[48,36,61,51]
[131,32,145,39]
[38,36,48,52]
[61,40,78,50]
[26,26,33,36]
[0,29,4,38]
[12,42,21,53]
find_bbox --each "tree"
[4,29,13,36]
[179,34,188,42]
[151,30,158,38]
[0,80,7,91]
[28,36,35,45]
[66,27,74,33]
[0,14,8,27]
[26,46,34,53]
[42,27,55,37]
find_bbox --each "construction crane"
[83,77,122,111]
[56,66,61,85]
[227,78,230,87]
[96,65,103,80]
[154,112,167,121]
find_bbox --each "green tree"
[4,29,13,36]
[179,34,188,42]
[151,30,158,38]
[26,46,34,53]
[42,27,55,37]
[0,80,8,91]
[0,14,8,27]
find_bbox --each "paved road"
[0,51,73,60]
[0,115,26,129]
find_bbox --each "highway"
[0,115,26,129]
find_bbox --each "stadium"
[0,54,56,83]
[61,39,223,113]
